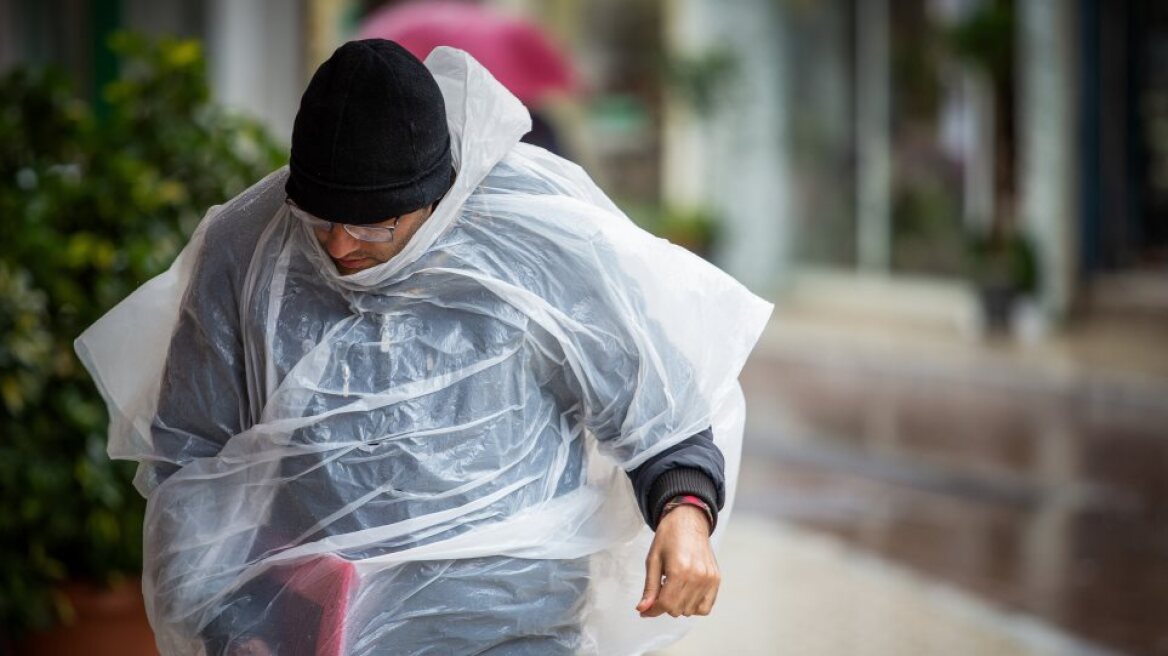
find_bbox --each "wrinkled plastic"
[76,47,772,655]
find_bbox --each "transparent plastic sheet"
[76,48,772,655]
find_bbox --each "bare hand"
[636,505,720,618]
[230,637,275,656]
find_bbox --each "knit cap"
[286,39,453,224]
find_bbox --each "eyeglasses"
[285,199,400,243]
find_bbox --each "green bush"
[0,32,285,638]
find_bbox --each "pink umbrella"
[357,0,577,106]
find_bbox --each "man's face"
[312,204,435,275]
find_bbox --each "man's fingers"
[640,603,666,617]
[652,558,720,617]
[694,562,720,615]
[697,583,719,616]
[637,552,663,614]
[696,596,716,616]
[230,638,275,656]
[658,574,693,618]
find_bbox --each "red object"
[662,494,714,530]
[357,0,576,105]
[270,556,357,656]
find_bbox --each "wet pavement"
[698,310,1168,655]
[657,516,1114,656]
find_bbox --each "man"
[77,40,770,655]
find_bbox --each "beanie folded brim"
[286,144,453,225]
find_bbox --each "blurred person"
[77,40,768,655]
[356,0,577,157]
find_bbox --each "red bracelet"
[661,494,714,532]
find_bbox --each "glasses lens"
[344,225,395,243]
[287,200,396,242]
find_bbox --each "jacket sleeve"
[556,262,726,533]
[480,198,726,532]
[629,428,723,532]
[143,218,253,491]
[473,157,732,533]
[141,204,273,653]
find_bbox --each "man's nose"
[322,225,361,259]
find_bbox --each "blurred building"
[657,0,1168,336]
[651,6,1168,652]
[4,0,1165,336]
[0,0,358,143]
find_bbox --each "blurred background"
[1,0,1166,654]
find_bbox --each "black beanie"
[286,39,453,225]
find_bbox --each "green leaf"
[0,31,285,639]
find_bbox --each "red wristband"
[661,494,714,532]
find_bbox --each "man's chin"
[333,258,376,275]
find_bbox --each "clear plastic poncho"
[76,48,772,655]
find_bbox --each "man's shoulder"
[198,168,286,260]
[481,145,595,198]
[188,168,288,296]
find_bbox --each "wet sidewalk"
[664,306,1168,655]
[657,516,1114,656]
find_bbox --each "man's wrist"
[660,494,714,534]
[647,467,721,533]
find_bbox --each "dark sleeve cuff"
[646,467,720,534]
[626,426,726,532]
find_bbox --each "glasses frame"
[286,199,400,243]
